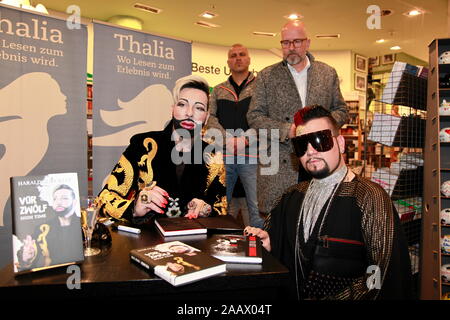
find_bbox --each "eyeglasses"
[280,38,307,48]
[291,129,335,157]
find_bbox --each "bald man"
[247,20,349,216]
[207,44,264,228]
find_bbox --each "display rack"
[422,38,450,300]
[364,60,427,298]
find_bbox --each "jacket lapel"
[280,61,303,108]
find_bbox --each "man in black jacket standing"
[207,44,264,228]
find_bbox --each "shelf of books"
[422,38,450,300]
[364,60,428,298]
[340,98,364,172]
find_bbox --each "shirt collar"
[229,72,251,97]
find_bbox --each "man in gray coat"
[247,20,349,215]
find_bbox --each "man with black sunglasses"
[247,20,349,221]
[245,105,412,300]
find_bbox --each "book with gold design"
[10,173,84,274]
[130,241,226,286]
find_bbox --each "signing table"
[0,218,290,300]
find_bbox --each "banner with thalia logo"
[0,5,87,231]
[92,21,191,195]
[0,5,87,267]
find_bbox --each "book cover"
[155,215,244,237]
[204,234,263,264]
[155,217,207,236]
[196,215,244,232]
[130,241,226,286]
[10,173,84,274]
[380,61,426,110]
[381,61,416,102]
[367,113,401,146]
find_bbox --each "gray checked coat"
[247,52,349,214]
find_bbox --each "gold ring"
[140,192,152,204]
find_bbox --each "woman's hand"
[244,226,271,252]
[133,185,169,217]
[185,198,212,219]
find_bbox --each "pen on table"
[117,225,141,234]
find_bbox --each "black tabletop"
[0,218,290,300]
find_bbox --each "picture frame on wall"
[369,56,380,67]
[354,73,367,92]
[355,54,368,73]
[382,54,395,65]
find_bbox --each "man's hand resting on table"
[244,226,271,252]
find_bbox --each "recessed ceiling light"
[376,39,386,43]
[253,31,276,37]
[404,9,423,16]
[108,16,143,30]
[200,11,218,19]
[390,46,401,50]
[315,34,340,39]
[133,3,162,14]
[194,21,220,28]
[284,13,303,20]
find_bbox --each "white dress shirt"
[287,56,311,107]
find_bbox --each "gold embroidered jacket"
[97,121,227,222]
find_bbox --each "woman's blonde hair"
[172,75,210,108]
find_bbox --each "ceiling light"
[108,16,143,30]
[133,3,162,14]
[194,21,220,28]
[381,9,393,16]
[404,9,423,16]
[284,13,303,20]
[315,34,340,39]
[34,3,48,14]
[0,0,48,13]
[253,31,276,37]
[390,46,401,50]
[0,0,29,7]
[376,39,386,43]
[200,11,217,19]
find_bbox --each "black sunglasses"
[291,129,335,157]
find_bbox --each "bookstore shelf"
[421,38,450,300]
